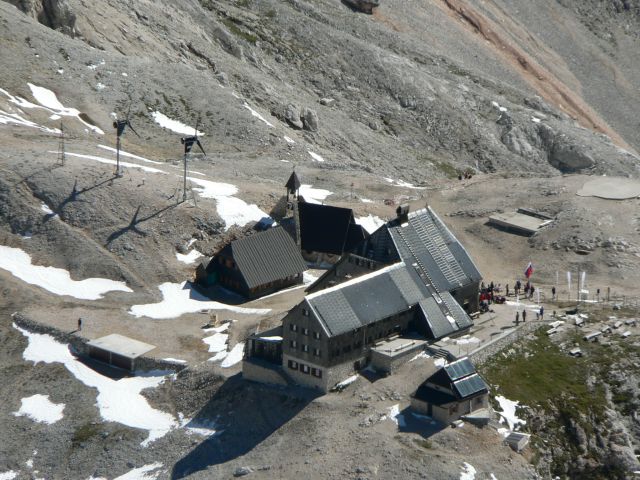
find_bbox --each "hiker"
[524,284,530,297]
[515,311,520,325]
[77,317,82,331]
[552,286,556,301]
[506,284,509,297]
[522,309,527,322]
[539,306,544,320]
[530,285,535,300]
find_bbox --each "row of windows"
[288,360,322,378]
[289,323,321,339]
[348,255,376,270]
[289,341,321,357]
[329,326,401,359]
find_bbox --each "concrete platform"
[488,212,553,235]
[576,177,640,200]
[87,333,156,370]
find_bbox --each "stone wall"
[242,359,288,387]
[469,321,541,366]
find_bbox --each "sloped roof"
[298,201,356,255]
[416,290,473,340]
[386,207,482,292]
[285,171,301,193]
[306,263,429,336]
[228,227,308,289]
[414,357,488,403]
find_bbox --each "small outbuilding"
[196,226,308,299]
[411,357,489,424]
[87,334,156,371]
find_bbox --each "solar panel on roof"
[453,374,488,398]
[445,358,476,380]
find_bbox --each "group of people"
[512,279,536,300]
[478,281,506,312]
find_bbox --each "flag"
[524,262,533,279]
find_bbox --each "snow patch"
[335,375,359,389]
[308,151,325,162]
[15,326,176,446]
[162,358,187,364]
[220,343,244,368]
[129,282,270,319]
[460,462,477,480]
[175,249,203,264]
[299,184,332,204]
[61,151,168,174]
[356,214,385,234]
[455,336,481,345]
[434,358,446,367]
[113,463,163,480]
[188,177,270,230]
[387,404,406,427]
[409,351,430,362]
[360,198,374,203]
[0,245,132,300]
[0,472,18,480]
[40,203,57,217]
[151,111,204,136]
[283,135,295,144]
[0,108,60,134]
[495,395,526,431]
[28,84,104,134]
[97,145,163,165]
[13,394,64,424]
[243,102,274,127]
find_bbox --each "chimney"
[396,204,410,223]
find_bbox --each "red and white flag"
[524,262,534,279]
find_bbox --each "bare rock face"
[213,25,244,60]
[284,104,304,129]
[342,0,380,14]
[5,0,77,36]
[301,107,319,132]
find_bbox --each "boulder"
[301,107,319,132]
[342,0,380,14]
[285,104,304,129]
[549,135,595,172]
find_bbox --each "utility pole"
[57,121,66,166]
[180,119,206,203]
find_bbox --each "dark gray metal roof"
[230,226,308,289]
[416,291,472,340]
[387,208,482,292]
[307,264,422,337]
[452,374,488,398]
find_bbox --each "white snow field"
[129,282,270,319]
[0,245,132,300]
[308,151,325,162]
[15,325,176,446]
[151,111,204,135]
[13,394,65,424]
[459,462,477,480]
[0,471,18,480]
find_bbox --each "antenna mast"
[180,118,206,203]
[113,103,139,177]
[57,121,66,166]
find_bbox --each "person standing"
[515,311,520,325]
[552,286,556,301]
[77,317,82,331]
[506,284,510,297]
[522,309,527,322]
[539,306,544,320]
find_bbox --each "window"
[290,340,297,349]
[288,360,298,370]
[313,348,321,357]
[311,368,323,378]
[290,324,297,332]
[313,331,321,340]
[302,308,310,317]
[301,364,310,374]
[302,327,309,336]
[302,344,309,353]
